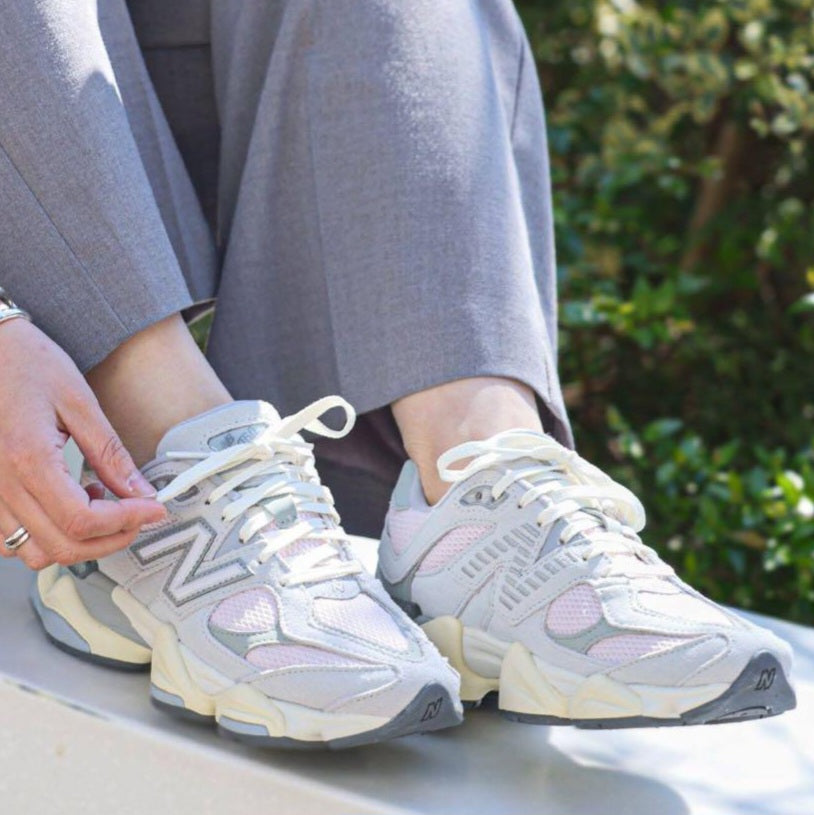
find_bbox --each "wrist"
[0,287,32,328]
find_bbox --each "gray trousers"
[0,0,570,534]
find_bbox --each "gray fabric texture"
[0,0,215,371]
[0,0,571,533]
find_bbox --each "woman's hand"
[0,319,166,570]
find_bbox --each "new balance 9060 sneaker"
[33,398,462,749]
[377,430,796,728]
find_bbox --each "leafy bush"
[517,0,814,623]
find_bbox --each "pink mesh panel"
[387,508,428,555]
[638,590,731,626]
[314,595,409,651]
[587,634,686,665]
[210,588,278,633]
[417,524,494,574]
[546,584,603,636]
[246,644,365,671]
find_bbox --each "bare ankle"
[392,377,543,504]
[86,315,232,467]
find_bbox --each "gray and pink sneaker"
[377,429,795,728]
[32,398,462,749]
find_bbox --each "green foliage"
[517,0,814,623]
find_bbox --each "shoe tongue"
[156,401,282,457]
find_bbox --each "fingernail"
[127,471,156,497]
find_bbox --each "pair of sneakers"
[32,398,795,749]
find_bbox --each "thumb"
[61,391,156,499]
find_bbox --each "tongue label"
[208,423,267,451]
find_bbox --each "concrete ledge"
[1,545,813,815]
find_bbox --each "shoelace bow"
[437,430,672,576]
[156,396,362,587]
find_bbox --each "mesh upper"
[546,584,603,636]
[387,508,428,554]
[314,594,409,651]
[246,643,366,671]
[418,524,493,574]
[637,588,732,626]
[587,634,687,665]
[210,588,278,633]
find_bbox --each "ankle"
[86,315,233,467]
[392,377,543,505]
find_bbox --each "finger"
[0,499,53,570]
[6,484,148,565]
[14,444,165,539]
[12,536,53,570]
[81,496,168,539]
[59,388,155,499]
[14,536,54,570]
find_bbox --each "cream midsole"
[36,566,151,665]
[422,615,729,720]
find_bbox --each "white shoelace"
[156,396,362,587]
[438,430,672,576]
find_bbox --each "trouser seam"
[0,139,129,334]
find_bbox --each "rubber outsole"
[149,679,463,750]
[208,683,462,750]
[500,652,796,729]
[41,627,152,673]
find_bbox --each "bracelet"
[0,286,32,327]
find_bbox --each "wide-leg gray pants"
[0,0,570,534]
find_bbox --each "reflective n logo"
[421,698,444,722]
[755,668,776,691]
[131,520,250,605]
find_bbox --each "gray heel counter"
[378,459,416,565]
[391,460,418,510]
[378,460,423,620]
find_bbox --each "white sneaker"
[377,430,796,728]
[33,398,461,748]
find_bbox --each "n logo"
[421,698,444,722]
[131,520,250,606]
[755,668,776,691]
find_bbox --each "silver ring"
[4,526,30,551]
